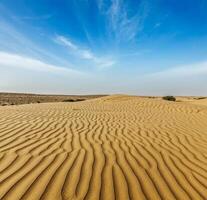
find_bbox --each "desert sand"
[0,95,207,200]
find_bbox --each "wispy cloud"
[0,51,83,75]
[12,14,53,21]
[55,35,78,50]
[0,16,74,68]
[98,0,150,42]
[148,61,207,78]
[97,0,104,11]
[55,35,116,68]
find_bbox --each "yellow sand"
[187,99,207,107]
[0,95,207,200]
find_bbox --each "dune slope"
[0,95,207,200]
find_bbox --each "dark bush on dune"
[62,99,75,102]
[76,99,85,102]
[196,97,206,100]
[1,103,8,106]
[162,96,176,101]
[62,99,85,102]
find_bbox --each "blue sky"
[0,0,207,95]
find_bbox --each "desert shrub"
[63,99,85,102]
[75,99,85,102]
[196,97,206,100]
[1,102,9,106]
[162,96,176,102]
[62,99,76,102]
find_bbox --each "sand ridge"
[0,95,207,200]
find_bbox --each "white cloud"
[55,35,78,50]
[81,49,95,60]
[55,35,116,68]
[0,16,74,68]
[0,51,83,75]
[99,60,116,68]
[106,0,150,42]
[148,61,207,78]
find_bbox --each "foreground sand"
[0,95,207,200]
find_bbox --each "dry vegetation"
[0,95,207,199]
[0,93,106,106]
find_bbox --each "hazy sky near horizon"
[0,0,207,95]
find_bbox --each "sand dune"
[187,99,207,107]
[0,95,207,200]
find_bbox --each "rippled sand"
[0,95,207,200]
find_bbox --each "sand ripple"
[0,95,207,200]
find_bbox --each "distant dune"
[0,95,207,200]
[185,98,207,107]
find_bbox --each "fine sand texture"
[0,95,207,200]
